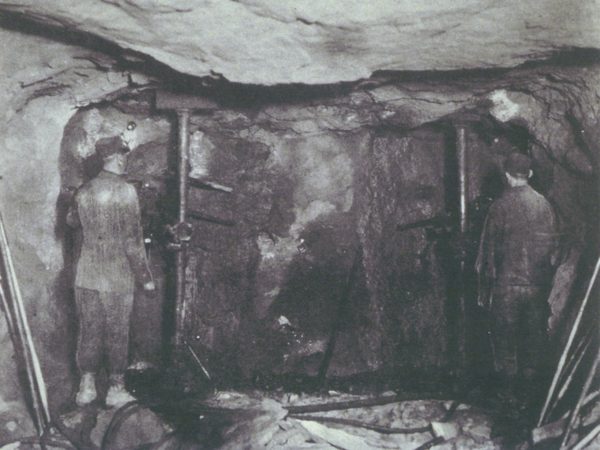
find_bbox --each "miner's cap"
[504,152,531,177]
[95,136,130,159]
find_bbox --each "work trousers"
[75,287,134,375]
[491,285,549,382]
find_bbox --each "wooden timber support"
[155,91,217,353]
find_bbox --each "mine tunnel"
[0,2,599,449]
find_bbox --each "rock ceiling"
[0,0,599,85]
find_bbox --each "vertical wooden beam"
[457,128,468,236]
[155,91,217,357]
[456,126,468,374]
[175,110,190,349]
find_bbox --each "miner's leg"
[75,287,103,406]
[519,287,550,417]
[489,286,530,442]
[130,265,164,368]
[491,287,520,403]
[103,291,135,407]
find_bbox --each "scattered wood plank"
[285,393,448,415]
[288,414,430,434]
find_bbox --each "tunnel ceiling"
[0,0,599,85]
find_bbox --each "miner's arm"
[123,185,155,290]
[475,203,502,309]
[548,204,561,268]
[65,189,80,228]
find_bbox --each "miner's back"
[491,185,557,286]
[75,171,139,293]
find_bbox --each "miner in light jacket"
[68,134,155,408]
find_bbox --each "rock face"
[0,18,599,429]
[0,1,599,84]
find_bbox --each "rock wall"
[177,66,600,381]
[0,23,599,442]
[57,95,510,383]
[181,113,517,382]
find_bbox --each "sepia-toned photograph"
[0,2,598,449]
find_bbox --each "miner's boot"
[106,374,135,408]
[76,372,97,406]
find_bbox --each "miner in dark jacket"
[67,135,155,407]
[476,152,557,406]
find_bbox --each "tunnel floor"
[45,383,598,450]
[4,374,599,449]
[53,391,500,449]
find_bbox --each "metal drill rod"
[559,347,600,449]
[0,264,16,337]
[0,276,37,432]
[184,341,212,381]
[560,328,593,382]
[552,335,592,414]
[0,212,50,432]
[572,423,600,450]
[538,254,600,426]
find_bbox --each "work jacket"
[67,170,152,294]
[476,184,557,288]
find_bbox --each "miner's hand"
[477,292,492,310]
[63,185,77,200]
[476,272,493,310]
[143,281,156,291]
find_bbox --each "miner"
[67,134,155,407]
[476,151,557,411]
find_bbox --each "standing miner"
[476,151,558,413]
[67,132,155,407]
